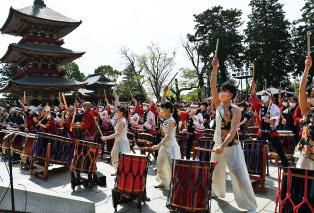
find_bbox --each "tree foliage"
[94,65,122,82]
[245,0,292,89]
[290,0,314,78]
[0,63,21,86]
[187,6,245,93]
[139,44,176,101]
[116,65,147,103]
[61,62,86,82]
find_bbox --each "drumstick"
[36,114,48,126]
[133,146,153,151]
[18,100,25,108]
[307,31,312,56]
[166,72,178,88]
[214,38,219,58]
[23,91,26,104]
[58,92,62,103]
[252,63,256,81]
[94,117,104,137]
[70,111,76,132]
[129,88,134,100]
[61,92,68,109]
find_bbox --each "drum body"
[15,132,36,165]
[70,140,100,190]
[248,126,259,135]
[112,153,149,211]
[270,131,296,163]
[167,159,217,213]
[276,167,314,213]
[31,132,74,165]
[176,132,188,159]
[136,133,154,148]
[71,140,99,174]
[242,140,267,192]
[193,137,214,162]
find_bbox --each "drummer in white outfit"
[210,57,257,213]
[101,92,131,173]
[151,101,181,190]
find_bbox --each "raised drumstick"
[94,117,104,137]
[61,92,68,109]
[166,72,179,88]
[307,31,312,56]
[215,38,219,58]
[70,111,76,132]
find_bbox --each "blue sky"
[0,0,305,78]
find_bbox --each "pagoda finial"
[34,0,46,7]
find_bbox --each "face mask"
[261,96,269,103]
[289,103,296,108]
[282,102,288,107]
[130,109,134,113]
[47,114,51,119]
[218,92,229,102]
[143,106,148,111]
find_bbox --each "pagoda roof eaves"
[1,6,82,37]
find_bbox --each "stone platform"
[0,155,282,213]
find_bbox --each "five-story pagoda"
[0,0,86,97]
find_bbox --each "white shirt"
[193,112,205,129]
[130,113,140,126]
[144,111,156,130]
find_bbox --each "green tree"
[0,63,21,87]
[187,6,245,95]
[116,65,147,103]
[170,68,198,102]
[245,0,292,89]
[0,63,21,104]
[94,65,122,82]
[290,0,313,78]
[138,44,176,101]
[61,62,86,82]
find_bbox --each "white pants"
[296,155,314,170]
[211,143,257,211]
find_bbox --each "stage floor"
[0,154,287,213]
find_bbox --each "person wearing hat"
[76,102,96,141]
[24,106,39,133]
[251,80,289,167]
[10,108,24,128]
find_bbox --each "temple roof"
[84,74,116,88]
[0,75,86,96]
[0,1,82,38]
[1,43,85,65]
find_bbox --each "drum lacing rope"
[294,169,313,212]
[168,160,216,212]
[116,154,148,194]
[71,140,98,173]
[275,167,314,213]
